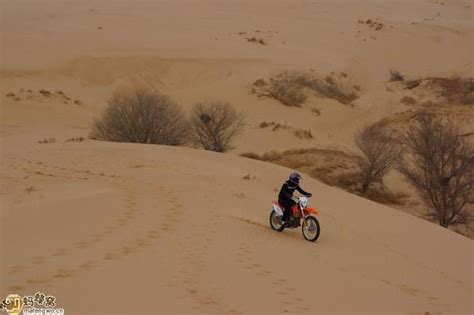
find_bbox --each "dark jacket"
[278,180,310,202]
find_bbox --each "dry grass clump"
[259,121,290,131]
[427,77,474,105]
[242,173,257,180]
[247,37,266,45]
[251,71,308,107]
[39,89,52,97]
[293,129,313,139]
[400,96,417,105]
[389,70,404,82]
[311,107,321,116]
[38,138,56,144]
[304,74,359,105]
[258,121,313,139]
[251,70,359,106]
[66,137,86,143]
[403,79,421,90]
[240,146,407,205]
[25,185,37,193]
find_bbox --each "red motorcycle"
[269,196,320,242]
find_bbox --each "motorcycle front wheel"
[269,210,285,232]
[302,216,320,242]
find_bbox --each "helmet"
[289,172,302,184]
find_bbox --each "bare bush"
[390,70,404,82]
[190,101,244,152]
[355,122,398,193]
[398,114,473,228]
[90,90,188,145]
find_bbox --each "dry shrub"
[294,129,313,139]
[240,147,407,206]
[311,107,321,116]
[251,70,358,106]
[266,71,308,107]
[404,80,421,90]
[389,70,404,82]
[38,138,56,144]
[39,89,52,97]
[66,137,86,143]
[428,77,474,105]
[398,113,473,228]
[190,101,244,152]
[400,96,417,106]
[90,89,188,145]
[259,121,271,128]
[355,122,399,193]
[247,37,266,45]
[302,73,359,105]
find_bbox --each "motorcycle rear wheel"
[269,210,285,232]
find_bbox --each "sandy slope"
[1,139,472,314]
[2,0,473,153]
[1,0,473,314]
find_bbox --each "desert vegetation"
[190,101,244,152]
[389,69,404,82]
[259,121,313,139]
[65,137,86,143]
[251,70,359,107]
[5,88,81,104]
[398,114,473,229]
[427,77,474,105]
[90,90,244,152]
[241,147,407,206]
[90,89,189,145]
[38,138,56,144]
[355,122,399,194]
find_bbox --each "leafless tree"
[398,114,473,228]
[355,122,398,193]
[190,101,244,152]
[90,89,189,145]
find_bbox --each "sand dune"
[1,140,472,314]
[1,0,473,314]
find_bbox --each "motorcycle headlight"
[300,199,308,209]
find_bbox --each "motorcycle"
[269,196,320,242]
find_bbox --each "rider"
[278,172,312,226]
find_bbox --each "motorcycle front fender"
[304,207,319,216]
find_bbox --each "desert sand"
[1,0,473,314]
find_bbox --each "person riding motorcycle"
[278,172,312,226]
